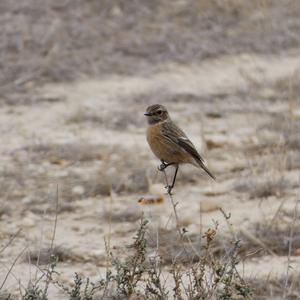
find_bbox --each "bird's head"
[144,104,170,125]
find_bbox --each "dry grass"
[67,108,144,131]
[0,205,11,218]
[142,205,300,261]
[146,227,202,265]
[0,291,11,300]
[1,1,300,299]
[4,143,150,206]
[2,197,300,298]
[247,221,300,256]
[23,143,104,163]
[101,207,141,223]
[234,177,294,199]
[2,0,300,104]
[249,274,300,299]
[214,205,300,258]
[286,151,300,170]
[25,245,72,265]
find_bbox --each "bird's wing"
[161,121,216,180]
[161,121,203,163]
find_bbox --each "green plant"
[110,219,148,297]
[18,215,254,300]
[23,284,47,300]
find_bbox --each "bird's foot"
[158,162,167,171]
[165,185,174,195]
[158,161,174,171]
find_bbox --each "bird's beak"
[144,113,151,116]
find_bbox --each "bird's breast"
[146,124,162,154]
[146,124,191,164]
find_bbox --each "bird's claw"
[165,185,173,195]
[158,163,167,171]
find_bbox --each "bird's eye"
[157,110,162,115]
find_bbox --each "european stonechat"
[145,104,215,194]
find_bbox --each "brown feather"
[161,121,216,180]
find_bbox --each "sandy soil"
[1,1,300,299]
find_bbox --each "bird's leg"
[166,165,179,194]
[158,160,174,171]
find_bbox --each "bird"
[145,104,215,194]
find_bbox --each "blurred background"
[1,0,300,299]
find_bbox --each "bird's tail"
[197,160,216,180]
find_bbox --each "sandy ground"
[1,1,300,299]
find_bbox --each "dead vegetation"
[6,211,299,299]
[4,218,253,300]
[101,206,141,223]
[67,108,144,131]
[145,203,300,264]
[4,142,150,207]
[249,275,300,300]
[1,1,300,299]
[25,245,72,265]
[234,176,294,199]
[2,0,300,105]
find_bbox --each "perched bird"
[145,104,215,194]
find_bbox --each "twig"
[162,169,182,241]
[283,200,298,299]
[219,208,237,241]
[199,202,203,253]
[162,170,179,225]
[42,184,59,299]
[106,189,113,253]
[240,228,276,257]
[0,246,27,290]
[50,184,59,253]
[0,229,22,254]
[32,263,70,294]
[0,261,26,290]
[268,198,287,228]
[162,169,201,261]
[220,207,276,256]
[35,207,48,281]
